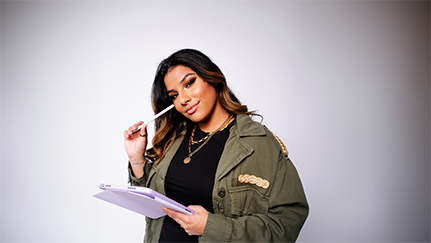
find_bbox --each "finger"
[175,218,183,225]
[187,205,200,211]
[124,128,137,139]
[134,124,148,135]
[162,207,186,222]
[130,124,139,134]
[127,126,135,135]
[139,133,146,138]
[126,128,138,138]
[127,122,144,135]
[140,124,148,137]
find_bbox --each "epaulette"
[271,132,289,156]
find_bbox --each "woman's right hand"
[124,121,148,165]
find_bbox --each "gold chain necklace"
[183,115,235,164]
[191,131,211,145]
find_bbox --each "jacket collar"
[234,114,266,137]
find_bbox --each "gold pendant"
[183,156,191,164]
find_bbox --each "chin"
[187,113,207,124]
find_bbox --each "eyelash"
[185,78,196,89]
[169,78,196,101]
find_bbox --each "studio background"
[1,1,429,242]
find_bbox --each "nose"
[179,91,190,105]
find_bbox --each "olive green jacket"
[129,114,309,242]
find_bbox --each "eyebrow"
[166,73,195,93]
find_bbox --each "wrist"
[130,161,144,165]
[130,156,146,165]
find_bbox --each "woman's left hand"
[162,206,209,236]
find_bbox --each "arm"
[124,121,148,184]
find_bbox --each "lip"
[185,102,199,115]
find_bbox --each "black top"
[159,122,233,243]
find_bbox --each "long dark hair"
[146,49,252,164]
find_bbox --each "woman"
[124,49,308,242]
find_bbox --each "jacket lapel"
[215,114,266,181]
[147,135,184,189]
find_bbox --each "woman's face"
[164,65,226,130]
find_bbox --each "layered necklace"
[183,114,235,164]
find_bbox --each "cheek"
[173,102,185,115]
[194,82,217,100]
[189,85,205,97]
[201,86,218,103]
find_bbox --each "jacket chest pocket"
[229,187,269,217]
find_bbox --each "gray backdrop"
[1,1,430,242]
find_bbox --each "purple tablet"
[94,184,194,219]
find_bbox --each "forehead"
[164,65,196,87]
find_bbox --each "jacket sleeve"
[127,162,152,186]
[200,157,309,242]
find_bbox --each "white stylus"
[133,104,175,133]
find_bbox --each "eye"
[184,78,196,90]
[169,93,178,100]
